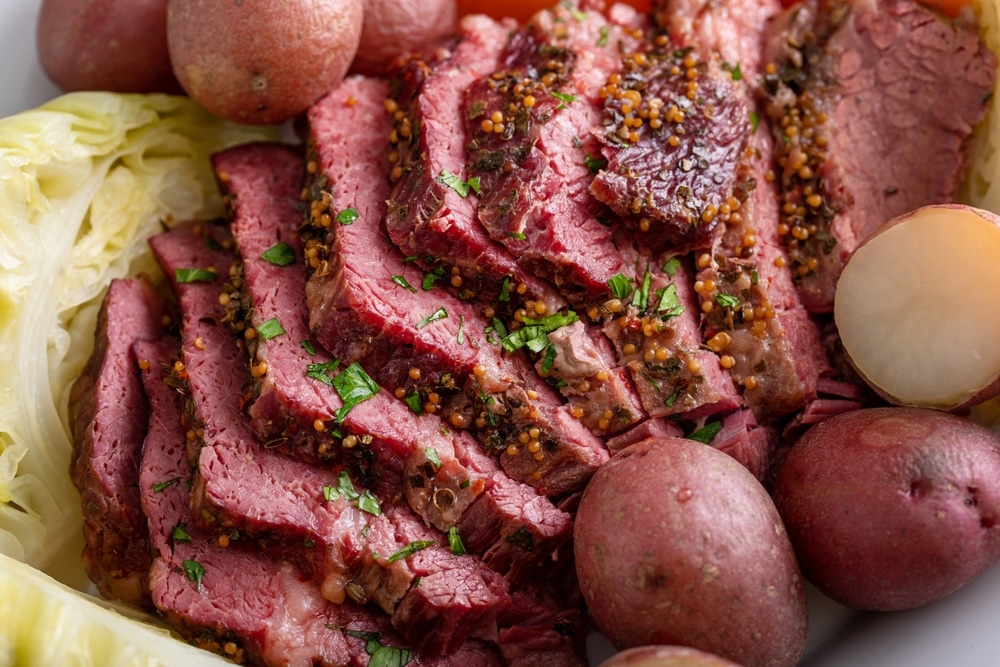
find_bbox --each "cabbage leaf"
[0,92,279,584]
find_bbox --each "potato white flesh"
[834,205,1000,409]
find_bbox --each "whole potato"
[350,0,457,76]
[37,0,180,93]
[599,645,745,667]
[166,0,364,125]
[575,437,807,667]
[773,407,1000,611]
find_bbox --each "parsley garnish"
[632,271,652,311]
[656,284,685,319]
[585,153,607,173]
[447,526,467,555]
[332,363,380,423]
[607,273,633,301]
[416,307,448,330]
[597,25,609,47]
[456,314,466,345]
[323,470,382,516]
[500,311,580,353]
[438,170,481,198]
[301,340,316,356]
[391,275,418,292]
[171,522,193,544]
[182,559,205,590]
[403,390,423,415]
[343,630,412,667]
[426,448,441,469]
[749,110,760,133]
[255,317,285,340]
[723,61,743,81]
[174,268,216,284]
[422,267,446,291]
[662,257,682,276]
[498,276,511,302]
[714,293,741,309]
[306,359,341,386]
[336,207,360,225]
[260,242,296,266]
[152,477,180,493]
[552,91,577,109]
[687,421,722,444]
[507,231,527,240]
[540,344,558,375]
[386,540,436,564]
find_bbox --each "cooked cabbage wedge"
[0,92,277,583]
[0,552,230,667]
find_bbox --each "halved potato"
[833,204,1000,410]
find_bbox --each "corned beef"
[68,276,166,608]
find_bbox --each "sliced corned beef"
[68,276,166,608]
[149,221,510,656]
[589,24,752,253]
[761,0,995,312]
[136,337,503,666]
[600,256,742,419]
[656,0,832,423]
[215,137,572,581]
[461,3,641,303]
[497,586,588,667]
[384,15,566,314]
[302,76,609,497]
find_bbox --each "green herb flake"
[323,485,341,502]
[498,276,511,302]
[714,293,742,309]
[632,271,652,311]
[171,522,193,544]
[332,363,380,422]
[507,231,527,240]
[751,269,759,286]
[597,25,609,47]
[421,266,446,291]
[357,490,382,517]
[552,91,577,109]
[456,314,466,346]
[255,317,286,341]
[447,526,467,556]
[260,242,296,266]
[655,284,685,319]
[174,268,217,284]
[687,421,723,444]
[607,273,633,301]
[426,448,441,469]
[723,61,743,81]
[336,207,360,225]
[501,311,580,354]
[749,110,760,133]
[403,391,424,415]
[361,524,372,538]
[416,307,448,330]
[343,630,412,667]
[663,390,678,408]
[301,340,316,356]
[438,170,480,198]
[392,275,418,292]
[540,344,558,375]
[306,359,341,386]
[662,257,682,276]
[460,479,471,489]
[182,559,205,590]
[386,540,437,564]
[585,153,607,174]
[152,477,181,493]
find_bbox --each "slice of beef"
[68,276,166,608]
[599,256,742,420]
[761,0,996,312]
[135,337,504,667]
[654,0,832,423]
[215,137,572,581]
[302,77,609,497]
[605,416,685,456]
[384,14,566,315]
[589,23,752,254]
[497,585,588,667]
[461,3,641,303]
[149,221,511,656]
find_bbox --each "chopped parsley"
[386,540,436,564]
[656,284,685,319]
[585,153,607,173]
[607,273,633,301]
[255,317,285,340]
[507,231,527,240]
[421,267,446,291]
[343,630,412,667]
[723,61,743,81]
[456,314,466,345]
[171,523,193,544]
[391,275,418,292]
[331,363,380,423]
[260,242,296,266]
[182,559,205,591]
[662,256,682,276]
[447,526,467,556]
[714,293,742,310]
[152,477,180,493]
[632,271,652,311]
[323,470,382,516]
[500,311,580,354]
[403,390,423,415]
[174,268,216,284]
[438,170,481,198]
[426,447,441,469]
[687,421,723,444]
[301,340,317,356]
[597,25,609,47]
[552,91,577,109]
[306,359,341,386]
[336,207,360,225]
[749,110,760,133]
[498,276,511,302]
[540,344,558,375]
[416,307,448,330]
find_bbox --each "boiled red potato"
[773,407,1000,611]
[350,0,458,75]
[574,437,807,667]
[833,204,1000,410]
[166,0,364,125]
[456,0,651,23]
[599,645,745,667]
[36,0,180,93]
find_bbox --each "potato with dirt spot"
[774,406,1000,611]
[166,0,363,125]
[574,437,807,667]
[37,0,180,93]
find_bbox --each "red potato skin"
[37,0,181,94]
[575,437,807,667]
[773,407,1000,611]
[166,0,364,125]
[599,645,745,667]
[349,0,458,76]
